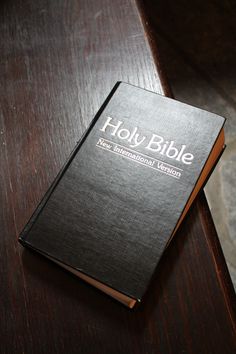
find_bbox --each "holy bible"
[19,82,225,308]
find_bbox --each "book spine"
[18,82,121,243]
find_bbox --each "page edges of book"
[19,238,138,309]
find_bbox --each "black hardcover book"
[19,82,225,308]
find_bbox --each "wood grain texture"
[0,0,235,353]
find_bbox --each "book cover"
[19,82,225,308]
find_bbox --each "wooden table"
[1,1,235,353]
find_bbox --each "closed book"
[19,82,225,308]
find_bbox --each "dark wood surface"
[0,1,235,353]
